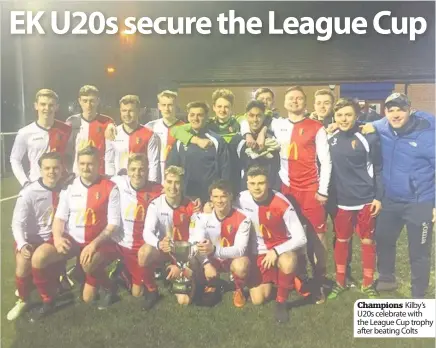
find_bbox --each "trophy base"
[172,282,193,295]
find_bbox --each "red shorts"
[209,258,232,273]
[281,185,326,234]
[47,235,118,287]
[116,245,143,286]
[247,254,278,288]
[334,205,375,240]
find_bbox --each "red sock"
[276,271,295,303]
[143,267,157,292]
[16,275,33,301]
[334,240,349,287]
[361,243,376,287]
[232,273,245,291]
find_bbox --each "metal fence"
[0,132,18,178]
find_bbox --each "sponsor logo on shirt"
[125,203,145,221]
[32,137,44,141]
[160,212,169,217]
[351,140,357,150]
[76,208,96,226]
[287,142,298,160]
[259,224,272,239]
[220,237,230,247]
[72,194,83,198]
[173,227,183,241]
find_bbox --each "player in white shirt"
[66,85,115,176]
[193,180,252,308]
[10,89,72,187]
[110,154,162,299]
[7,152,64,321]
[235,165,307,323]
[29,146,120,320]
[145,90,185,184]
[104,95,160,181]
[139,166,198,309]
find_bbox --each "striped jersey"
[10,120,72,186]
[55,176,120,244]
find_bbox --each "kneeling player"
[110,153,162,299]
[7,152,64,320]
[327,99,382,299]
[236,166,307,323]
[194,180,252,308]
[29,146,120,319]
[139,166,198,309]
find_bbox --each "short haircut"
[334,98,359,114]
[157,90,178,102]
[38,151,62,167]
[77,146,100,160]
[284,86,306,100]
[164,165,185,179]
[208,179,233,196]
[79,85,99,98]
[246,100,266,113]
[186,101,209,115]
[254,87,274,100]
[314,89,335,103]
[127,153,147,168]
[211,88,235,106]
[119,95,140,108]
[35,89,59,103]
[247,165,269,178]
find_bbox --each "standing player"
[10,89,72,187]
[272,86,331,301]
[66,85,114,176]
[193,180,252,308]
[145,91,184,184]
[105,95,159,181]
[139,166,198,308]
[29,146,120,319]
[110,154,162,300]
[236,166,307,323]
[7,152,64,320]
[166,101,231,203]
[327,99,382,299]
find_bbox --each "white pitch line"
[0,195,19,202]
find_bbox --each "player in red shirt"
[29,146,120,320]
[236,166,307,323]
[273,86,332,302]
[139,166,198,309]
[110,153,162,299]
[66,85,114,176]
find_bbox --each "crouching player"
[139,166,198,309]
[193,180,252,308]
[29,146,120,320]
[110,153,163,299]
[327,99,382,299]
[7,152,64,320]
[236,166,307,323]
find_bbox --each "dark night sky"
[1,1,434,129]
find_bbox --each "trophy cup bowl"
[171,241,194,295]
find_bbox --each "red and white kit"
[10,120,72,186]
[66,114,114,176]
[143,194,197,248]
[236,190,306,287]
[271,117,332,233]
[106,125,160,182]
[146,119,184,184]
[111,175,162,286]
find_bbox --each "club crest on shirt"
[351,140,357,150]
[143,192,149,202]
[229,126,234,133]
[95,192,100,200]
[299,128,304,136]
[266,211,271,220]
[136,137,141,144]
[180,214,185,223]
[226,225,233,234]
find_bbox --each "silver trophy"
[170,241,196,294]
